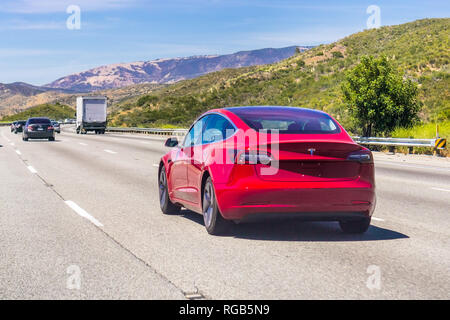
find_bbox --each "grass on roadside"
[391,121,449,156]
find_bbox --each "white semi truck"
[76,96,107,134]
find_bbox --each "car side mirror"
[165,137,179,148]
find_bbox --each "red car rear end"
[159,106,375,235]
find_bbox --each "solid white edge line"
[27,166,37,174]
[104,149,117,154]
[65,200,104,227]
[79,142,87,146]
[16,150,22,155]
[372,217,385,222]
[431,187,450,193]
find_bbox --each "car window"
[27,118,51,124]
[202,114,235,144]
[183,116,207,147]
[230,108,341,134]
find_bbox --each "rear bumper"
[215,180,375,220]
[25,131,54,139]
[80,122,106,130]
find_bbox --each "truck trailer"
[76,96,107,134]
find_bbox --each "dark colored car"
[159,106,375,235]
[23,117,55,141]
[52,121,61,134]
[13,120,27,133]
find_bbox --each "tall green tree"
[342,55,421,137]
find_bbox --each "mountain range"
[45,46,311,92]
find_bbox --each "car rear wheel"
[158,166,180,215]
[203,177,230,235]
[49,137,55,141]
[339,217,371,234]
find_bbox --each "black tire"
[76,128,80,134]
[202,177,231,235]
[23,137,28,141]
[49,137,55,141]
[339,217,371,234]
[158,166,180,215]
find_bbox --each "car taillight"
[236,150,273,165]
[48,126,54,130]
[28,126,33,131]
[347,149,373,163]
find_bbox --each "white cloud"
[0,0,141,13]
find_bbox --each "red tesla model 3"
[159,106,375,235]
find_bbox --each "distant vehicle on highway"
[13,120,26,134]
[76,96,107,134]
[10,121,17,132]
[51,121,61,133]
[159,106,376,235]
[22,117,55,141]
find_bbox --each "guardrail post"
[434,148,441,157]
[388,146,395,154]
[408,146,413,154]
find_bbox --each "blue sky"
[1,0,448,85]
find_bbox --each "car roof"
[223,105,328,116]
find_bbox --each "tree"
[332,51,344,58]
[342,55,421,137]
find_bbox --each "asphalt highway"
[1,125,449,299]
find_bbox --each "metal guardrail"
[353,136,439,148]
[353,136,446,154]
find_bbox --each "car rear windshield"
[18,121,26,125]
[28,118,51,124]
[229,107,341,134]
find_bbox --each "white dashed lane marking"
[27,166,37,174]
[65,200,104,227]
[16,150,22,155]
[431,187,450,193]
[104,149,117,154]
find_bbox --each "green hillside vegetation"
[1,103,75,121]
[110,18,449,135]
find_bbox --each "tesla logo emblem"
[308,148,316,156]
